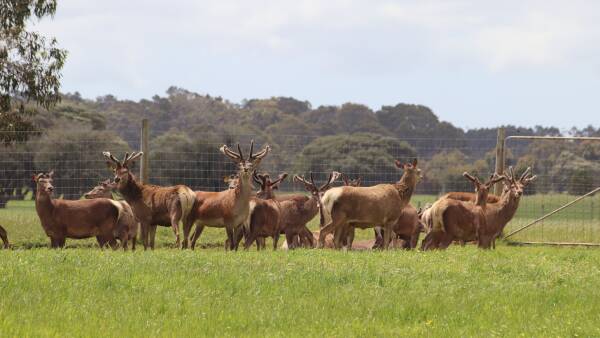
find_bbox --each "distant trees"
[0,0,67,144]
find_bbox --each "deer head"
[463,172,504,206]
[253,171,288,199]
[84,179,116,199]
[32,171,55,195]
[220,140,270,181]
[503,166,537,198]
[394,158,422,184]
[103,151,143,189]
[293,171,341,199]
[342,173,362,187]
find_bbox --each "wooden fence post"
[494,127,506,195]
[140,119,149,184]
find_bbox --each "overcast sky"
[34,0,600,130]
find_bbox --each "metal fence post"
[494,127,506,195]
[140,119,149,184]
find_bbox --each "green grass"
[2,195,600,336]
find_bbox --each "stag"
[33,171,132,249]
[187,141,270,250]
[421,172,504,250]
[84,179,139,250]
[103,152,196,249]
[319,159,421,249]
[0,225,8,249]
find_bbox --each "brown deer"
[33,171,132,249]
[0,225,8,249]
[84,179,139,250]
[283,172,341,249]
[103,152,196,249]
[421,172,504,250]
[187,141,270,250]
[319,159,421,249]
[372,204,425,250]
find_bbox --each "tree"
[294,133,416,186]
[0,0,67,143]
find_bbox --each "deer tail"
[430,200,448,233]
[178,186,196,225]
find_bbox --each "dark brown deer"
[0,225,8,249]
[84,179,139,250]
[284,172,341,249]
[319,159,421,249]
[421,172,504,250]
[103,152,196,249]
[372,204,425,250]
[188,141,270,250]
[33,171,132,249]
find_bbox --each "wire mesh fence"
[1,124,599,245]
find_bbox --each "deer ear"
[395,160,403,169]
[32,174,38,182]
[48,171,54,178]
[412,158,418,166]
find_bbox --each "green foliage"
[0,0,67,143]
[32,126,130,198]
[295,133,416,183]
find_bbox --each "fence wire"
[1,127,599,245]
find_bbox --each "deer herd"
[1,140,537,251]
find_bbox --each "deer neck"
[35,190,55,220]
[117,173,144,203]
[233,173,253,204]
[487,191,521,232]
[394,175,417,202]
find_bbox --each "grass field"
[2,194,600,336]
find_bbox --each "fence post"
[494,127,506,195]
[140,119,150,184]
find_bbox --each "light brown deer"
[187,141,270,250]
[421,172,504,250]
[0,225,8,249]
[33,171,132,249]
[282,172,341,249]
[103,152,196,249]
[84,179,139,250]
[319,159,421,249]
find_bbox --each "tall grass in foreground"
[2,247,600,336]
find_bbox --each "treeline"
[1,86,600,206]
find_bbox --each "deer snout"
[46,186,54,193]
[114,177,120,183]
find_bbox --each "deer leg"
[140,222,150,250]
[96,236,107,250]
[225,227,234,251]
[300,227,315,248]
[285,232,296,250]
[382,224,392,250]
[57,237,66,248]
[243,231,256,251]
[438,233,454,249]
[190,223,204,250]
[169,206,182,249]
[148,225,157,250]
[332,226,346,249]
[0,225,8,249]
[372,227,383,249]
[272,232,280,251]
[182,217,194,250]
[346,227,356,249]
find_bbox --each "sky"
[33,0,600,130]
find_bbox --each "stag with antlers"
[187,140,270,251]
[278,172,341,249]
[103,152,196,249]
[319,159,421,249]
[421,172,504,250]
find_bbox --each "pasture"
[2,194,600,336]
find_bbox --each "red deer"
[33,171,132,249]
[372,204,425,250]
[84,179,139,250]
[421,172,504,250]
[103,152,196,249]
[240,172,288,250]
[0,225,8,249]
[187,141,270,250]
[319,159,421,249]
[281,172,341,249]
